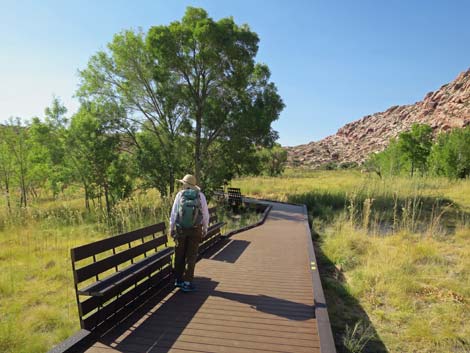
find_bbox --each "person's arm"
[169,192,181,237]
[200,192,210,236]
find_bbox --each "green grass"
[232,169,470,353]
[0,189,262,352]
[1,170,469,352]
[0,189,173,352]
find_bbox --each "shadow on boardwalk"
[210,239,251,263]
[100,276,315,352]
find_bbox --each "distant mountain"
[287,69,470,168]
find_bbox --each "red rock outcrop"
[287,68,470,168]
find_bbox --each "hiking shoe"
[181,282,196,292]
[175,280,184,288]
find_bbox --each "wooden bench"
[198,207,226,255]
[227,187,243,209]
[213,186,226,204]
[70,223,173,333]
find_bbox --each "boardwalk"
[83,202,329,353]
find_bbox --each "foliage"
[397,123,433,176]
[1,118,32,207]
[67,102,132,214]
[29,97,71,197]
[78,7,284,193]
[364,139,404,177]
[77,28,185,194]
[257,143,288,176]
[429,126,470,179]
[367,124,470,180]
[0,125,15,209]
[339,161,358,170]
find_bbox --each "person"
[169,174,209,292]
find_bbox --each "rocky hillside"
[287,69,470,168]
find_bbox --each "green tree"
[147,7,284,184]
[365,139,408,177]
[3,118,32,207]
[68,102,132,214]
[0,125,15,210]
[258,144,288,176]
[77,29,184,195]
[29,97,71,197]
[429,127,470,179]
[134,125,190,197]
[398,123,433,176]
[78,7,284,192]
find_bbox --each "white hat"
[177,174,200,190]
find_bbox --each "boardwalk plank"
[85,202,322,353]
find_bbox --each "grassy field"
[1,170,469,352]
[0,189,257,353]
[232,169,470,353]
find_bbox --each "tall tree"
[4,118,31,207]
[68,102,131,214]
[77,29,185,194]
[29,97,70,197]
[0,125,15,210]
[257,143,288,176]
[147,7,284,184]
[398,123,433,176]
[78,7,284,194]
[429,127,470,179]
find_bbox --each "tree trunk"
[4,178,10,211]
[194,110,202,183]
[169,167,175,195]
[84,183,90,211]
[104,183,111,217]
[20,176,27,208]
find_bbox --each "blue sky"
[1,0,469,146]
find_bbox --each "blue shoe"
[175,280,184,288]
[181,282,196,292]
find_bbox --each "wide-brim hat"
[177,174,200,190]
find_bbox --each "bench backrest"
[199,207,225,254]
[71,222,172,331]
[227,187,243,206]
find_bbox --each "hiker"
[170,174,209,292]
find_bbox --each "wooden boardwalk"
[83,202,330,353]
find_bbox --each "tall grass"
[232,170,470,353]
[0,188,263,352]
[0,189,174,353]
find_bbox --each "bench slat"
[206,222,225,238]
[78,247,174,296]
[75,235,167,283]
[79,255,173,316]
[209,214,218,224]
[82,266,172,330]
[72,222,166,261]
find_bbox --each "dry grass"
[0,188,262,352]
[1,170,469,352]
[0,190,171,352]
[232,169,470,353]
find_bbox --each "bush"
[429,127,470,179]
